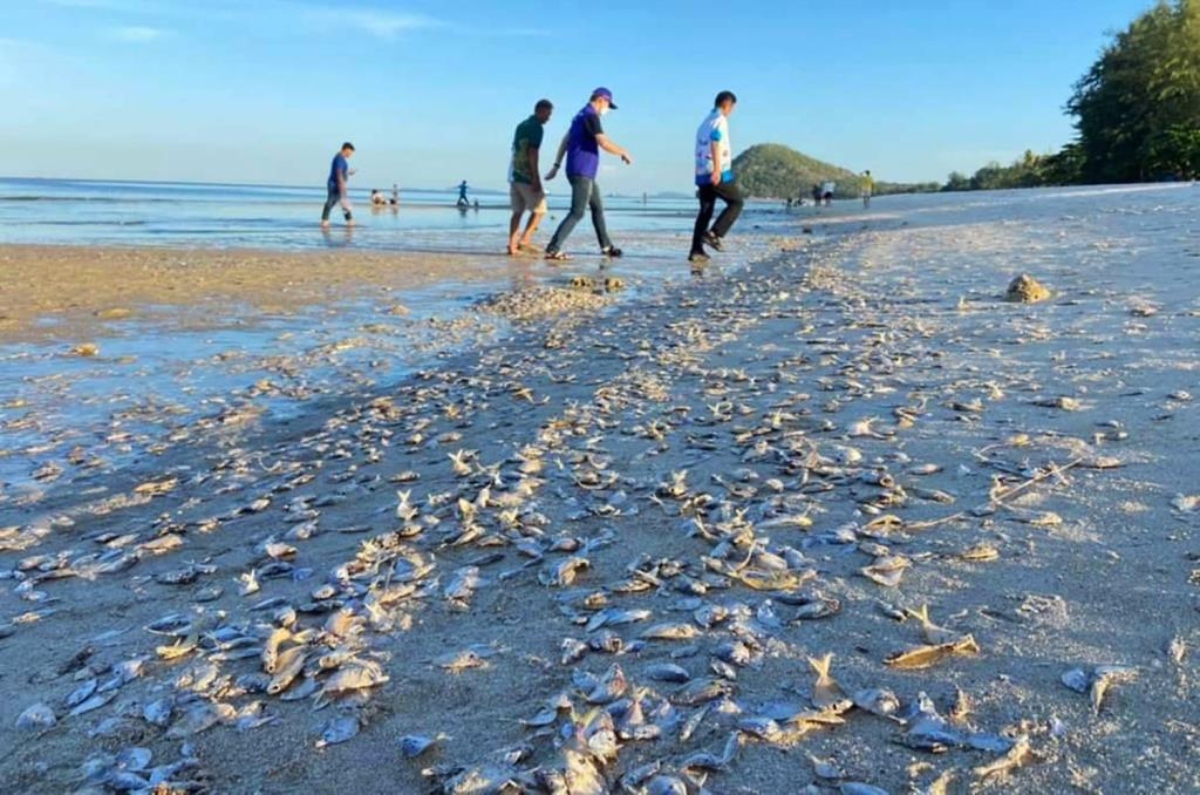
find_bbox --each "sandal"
[545,251,572,262]
[602,246,623,258]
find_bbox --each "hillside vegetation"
[732,144,860,199]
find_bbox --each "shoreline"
[1,188,1198,793]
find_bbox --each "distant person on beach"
[862,170,874,208]
[822,180,835,206]
[544,87,633,261]
[370,189,386,206]
[457,180,470,208]
[689,91,744,264]
[508,99,554,256]
[812,184,822,206]
[390,184,399,206]
[320,142,355,228]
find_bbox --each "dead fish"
[640,623,701,641]
[280,675,321,702]
[320,659,389,696]
[316,715,360,748]
[443,566,483,603]
[973,735,1036,781]
[587,607,652,633]
[737,716,784,742]
[1089,665,1138,714]
[860,556,911,588]
[957,542,999,562]
[905,605,967,646]
[582,663,628,705]
[261,627,292,674]
[1166,636,1187,665]
[693,604,731,629]
[16,703,56,731]
[673,677,734,706]
[680,732,740,772]
[166,701,232,738]
[238,570,260,596]
[267,646,308,695]
[884,636,980,669]
[538,556,590,588]
[645,663,691,684]
[69,691,117,717]
[785,593,841,621]
[808,654,853,713]
[852,688,901,721]
[400,733,447,759]
[65,679,99,709]
[143,698,173,727]
[435,648,489,672]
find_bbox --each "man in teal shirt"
[508,99,553,255]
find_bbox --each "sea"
[0,177,714,253]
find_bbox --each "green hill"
[733,144,861,199]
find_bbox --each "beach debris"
[1062,665,1138,714]
[1171,495,1200,513]
[316,714,360,748]
[860,556,911,588]
[1005,274,1051,303]
[885,636,981,669]
[973,735,1037,781]
[401,733,448,759]
[16,702,57,731]
[808,654,853,713]
[69,343,101,357]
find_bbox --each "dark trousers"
[322,188,352,222]
[691,180,745,253]
[547,175,613,253]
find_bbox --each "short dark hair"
[341,142,355,152]
[714,91,737,107]
[535,99,553,112]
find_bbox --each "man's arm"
[595,134,633,165]
[710,139,723,185]
[545,135,569,180]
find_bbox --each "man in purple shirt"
[543,88,633,261]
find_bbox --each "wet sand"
[1,187,1199,794]
[0,244,520,343]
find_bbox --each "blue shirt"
[328,153,349,193]
[566,105,603,180]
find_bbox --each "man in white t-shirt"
[689,91,744,263]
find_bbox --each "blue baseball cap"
[591,87,618,109]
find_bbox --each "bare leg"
[519,213,545,248]
[508,212,523,255]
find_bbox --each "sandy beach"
[0,244,532,343]
[1,185,1198,794]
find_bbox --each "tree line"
[946,0,1199,191]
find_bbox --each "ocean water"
[0,177,724,253]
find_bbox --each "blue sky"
[0,0,1155,192]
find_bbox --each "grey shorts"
[510,182,548,215]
